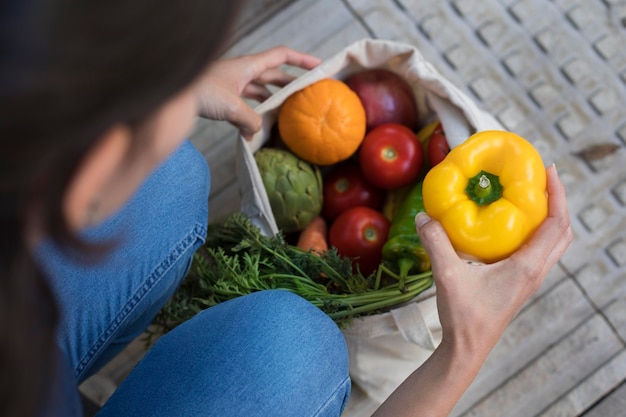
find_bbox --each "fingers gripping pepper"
[422,130,548,263]
[381,181,431,289]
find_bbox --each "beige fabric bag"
[235,39,503,410]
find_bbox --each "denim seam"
[312,375,352,417]
[75,222,207,378]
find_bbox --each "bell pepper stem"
[466,170,502,205]
[478,174,491,190]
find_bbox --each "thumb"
[415,212,460,272]
[197,85,263,140]
[227,101,263,141]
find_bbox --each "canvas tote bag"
[235,38,503,409]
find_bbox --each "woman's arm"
[373,164,573,417]
[195,46,321,139]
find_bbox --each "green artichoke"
[254,148,323,233]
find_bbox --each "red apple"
[345,69,418,132]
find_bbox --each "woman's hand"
[196,46,321,140]
[374,165,573,417]
[417,164,573,355]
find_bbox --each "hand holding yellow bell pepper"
[422,130,547,263]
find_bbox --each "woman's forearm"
[372,165,573,417]
[372,338,490,417]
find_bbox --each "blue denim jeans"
[37,141,350,416]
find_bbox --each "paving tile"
[603,296,626,342]
[502,49,533,78]
[456,314,623,417]
[561,58,592,86]
[497,104,528,131]
[533,262,572,300]
[508,0,549,33]
[538,350,626,417]
[593,34,623,62]
[450,0,493,27]
[555,111,587,140]
[578,199,616,233]
[534,27,567,59]
[232,0,293,36]
[582,380,626,417]
[551,0,583,10]
[451,277,594,415]
[574,76,604,101]
[224,0,357,58]
[564,175,626,257]
[611,177,626,206]
[475,19,509,47]
[208,183,243,223]
[565,4,608,42]
[444,44,474,71]
[620,69,626,86]
[529,82,560,108]
[607,238,626,267]
[601,115,626,140]
[350,0,468,88]
[574,256,626,309]
[565,5,595,31]
[191,120,240,199]
[418,13,460,50]
[348,0,419,44]
[507,0,536,23]
[468,75,500,101]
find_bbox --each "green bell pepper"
[381,181,431,289]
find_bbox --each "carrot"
[296,216,328,254]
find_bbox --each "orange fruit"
[278,78,366,166]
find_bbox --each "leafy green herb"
[151,212,433,337]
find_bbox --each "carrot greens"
[151,212,433,335]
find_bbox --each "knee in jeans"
[244,290,348,360]
[165,141,211,228]
[177,141,211,203]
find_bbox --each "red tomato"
[358,123,424,189]
[427,124,450,167]
[329,206,390,276]
[322,163,384,221]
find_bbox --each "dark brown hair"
[0,0,243,415]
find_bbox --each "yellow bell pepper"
[422,130,547,263]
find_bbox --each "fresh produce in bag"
[328,206,391,277]
[253,148,323,233]
[321,162,384,221]
[381,181,431,287]
[345,68,419,131]
[358,123,424,190]
[277,78,366,166]
[152,39,513,413]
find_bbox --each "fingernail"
[415,212,431,228]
